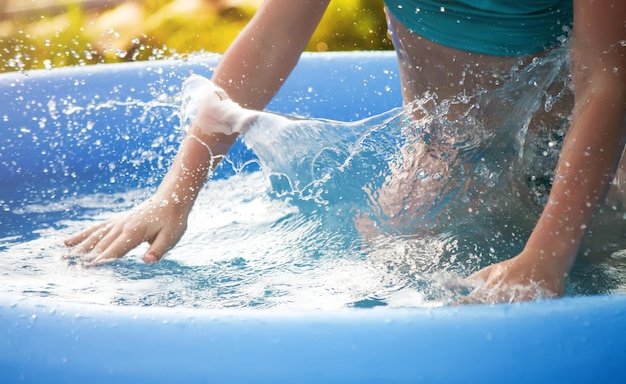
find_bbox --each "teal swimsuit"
[384,0,573,56]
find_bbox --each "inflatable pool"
[1,51,626,383]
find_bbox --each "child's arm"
[465,0,626,303]
[212,0,331,109]
[64,0,331,264]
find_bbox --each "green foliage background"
[0,0,392,73]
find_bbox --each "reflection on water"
[1,47,626,309]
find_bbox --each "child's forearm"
[153,128,223,214]
[166,0,330,208]
[163,75,262,215]
[159,0,331,210]
[525,91,626,273]
[523,0,626,274]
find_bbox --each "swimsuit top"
[383,0,573,56]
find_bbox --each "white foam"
[180,74,260,136]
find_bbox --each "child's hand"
[64,195,189,266]
[459,249,567,304]
[64,75,254,266]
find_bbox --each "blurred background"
[0,0,392,73]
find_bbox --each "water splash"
[237,47,572,268]
[2,47,625,309]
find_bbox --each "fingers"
[63,222,106,248]
[465,263,496,284]
[458,280,552,305]
[64,219,146,266]
[64,219,182,266]
[63,196,188,267]
[89,232,144,266]
[143,232,174,263]
[454,295,482,306]
[63,223,113,260]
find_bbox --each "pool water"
[1,171,451,309]
[1,48,626,309]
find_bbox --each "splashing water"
[2,48,626,309]
[240,48,571,265]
